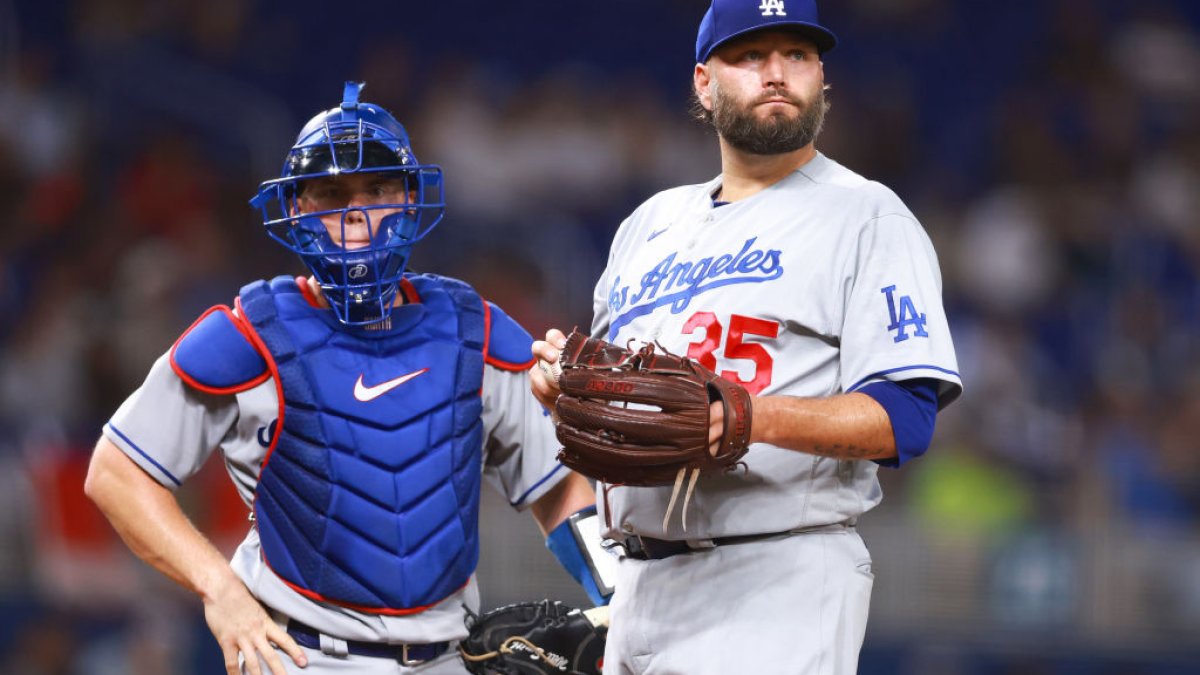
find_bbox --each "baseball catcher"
[459,600,607,675]
[551,331,753,529]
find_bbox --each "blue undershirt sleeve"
[858,378,940,468]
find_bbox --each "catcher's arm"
[529,469,594,537]
[530,471,613,606]
[85,439,306,675]
[526,342,617,604]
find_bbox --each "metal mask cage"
[251,128,446,326]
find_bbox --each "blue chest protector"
[238,275,488,613]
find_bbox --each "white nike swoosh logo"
[647,227,669,242]
[353,368,429,402]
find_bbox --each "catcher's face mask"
[251,81,445,326]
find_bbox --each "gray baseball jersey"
[592,152,962,541]
[103,351,567,646]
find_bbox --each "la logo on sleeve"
[881,285,928,343]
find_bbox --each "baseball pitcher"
[530,2,963,673]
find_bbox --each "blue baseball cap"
[696,0,838,63]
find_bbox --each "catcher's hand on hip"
[203,578,306,675]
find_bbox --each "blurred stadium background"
[2,0,1199,672]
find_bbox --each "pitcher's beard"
[712,86,828,156]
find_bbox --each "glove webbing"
[459,636,557,666]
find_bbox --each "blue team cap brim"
[699,21,838,63]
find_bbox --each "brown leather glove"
[554,331,753,488]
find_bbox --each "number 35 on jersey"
[682,312,778,396]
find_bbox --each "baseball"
[538,358,563,383]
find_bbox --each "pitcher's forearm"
[750,393,897,461]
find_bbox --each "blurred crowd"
[2,0,1199,672]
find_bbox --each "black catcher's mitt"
[459,600,607,675]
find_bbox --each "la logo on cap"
[760,0,787,17]
[695,0,838,63]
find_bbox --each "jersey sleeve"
[103,352,240,490]
[479,364,568,510]
[839,213,963,409]
[591,215,631,340]
[590,267,612,341]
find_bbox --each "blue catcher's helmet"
[251,82,445,325]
